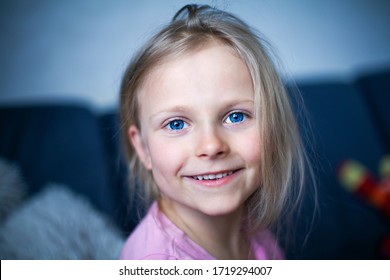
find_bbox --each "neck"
[159,199,252,260]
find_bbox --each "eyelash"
[165,119,188,131]
[224,111,247,124]
[163,110,250,132]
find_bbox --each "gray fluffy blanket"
[0,159,125,259]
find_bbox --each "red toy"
[338,155,390,259]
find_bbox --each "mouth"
[191,170,235,181]
[185,169,242,187]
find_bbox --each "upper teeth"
[193,171,233,180]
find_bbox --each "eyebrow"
[149,99,254,121]
[150,106,189,120]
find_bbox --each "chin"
[198,202,241,217]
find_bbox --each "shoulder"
[119,235,179,260]
[119,202,177,260]
[251,230,284,260]
[119,202,199,260]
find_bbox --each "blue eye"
[226,112,245,124]
[167,119,187,130]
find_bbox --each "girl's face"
[129,42,261,218]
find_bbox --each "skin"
[129,41,261,259]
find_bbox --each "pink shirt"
[119,202,284,260]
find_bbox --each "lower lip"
[185,170,241,188]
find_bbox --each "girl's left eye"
[225,112,246,124]
[166,119,188,131]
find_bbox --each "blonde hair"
[120,4,311,234]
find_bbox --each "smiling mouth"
[191,170,237,181]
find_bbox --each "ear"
[128,125,152,170]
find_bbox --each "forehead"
[142,40,243,86]
[137,42,253,114]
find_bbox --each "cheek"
[236,131,261,165]
[147,137,187,175]
[146,138,189,195]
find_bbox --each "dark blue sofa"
[0,67,389,259]
[284,68,390,259]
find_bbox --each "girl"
[119,4,309,260]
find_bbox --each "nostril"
[197,143,229,159]
[195,127,230,158]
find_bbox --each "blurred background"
[1,0,390,259]
[1,0,389,111]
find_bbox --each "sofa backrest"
[356,68,390,153]
[0,104,119,228]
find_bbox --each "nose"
[195,126,229,159]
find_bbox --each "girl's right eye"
[165,119,188,131]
